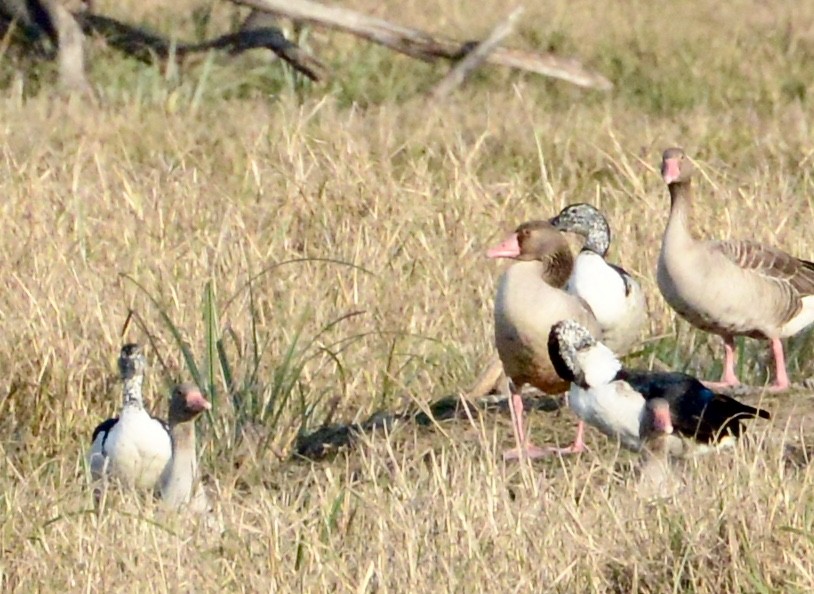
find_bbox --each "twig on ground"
[428,6,523,100]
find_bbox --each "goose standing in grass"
[658,147,814,390]
[159,383,211,511]
[549,203,647,355]
[88,344,172,491]
[547,320,770,453]
[488,220,601,460]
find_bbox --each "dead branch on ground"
[75,10,325,81]
[428,7,523,100]
[230,0,613,90]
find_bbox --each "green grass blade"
[120,273,202,386]
[202,280,219,409]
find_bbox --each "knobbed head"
[118,343,146,381]
[487,220,574,288]
[548,320,621,388]
[547,320,595,387]
[661,147,695,185]
[168,384,212,425]
[549,203,611,257]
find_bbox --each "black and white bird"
[88,344,172,491]
[547,320,771,453]
[549,204,647,356]
[159,383,211,512]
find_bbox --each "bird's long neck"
[121,375,144,409]
[664,179,695,248]
[541,247,574,288]
[584,225,610,257]
[162,422,198,508]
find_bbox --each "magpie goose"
[547,320,770,453]
[88,344,172,491]
[550,203,647,356]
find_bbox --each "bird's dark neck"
[542,248,574,288]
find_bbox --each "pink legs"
[769,337,790,391]
[705,336,740,389]
[503,393,549,461]
[721,336,740,385]
[547,419,587,456]
[503,393,586,462]
[705,335,790,392]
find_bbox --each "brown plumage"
[657,147,814,389]
[711,240,814,329]
[488,220,600,460]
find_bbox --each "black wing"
[91,417,118,445]
[617,370,770,443]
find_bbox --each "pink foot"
[767,381,790,393]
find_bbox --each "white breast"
[104,408,172,490]
[567,381,647,451]
[567,252,628,329]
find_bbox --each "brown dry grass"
[1,0,814,591]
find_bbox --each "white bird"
[547,320,770,453]
[549,203,647,356]
[88,344,172,492]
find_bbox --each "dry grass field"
[2,0,814,591]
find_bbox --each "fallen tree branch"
[428,6,523,100]
[75,11,326,81]
[230,0,613,90]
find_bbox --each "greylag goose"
[658,147,814,390]
[88,344,172,490]
[159,383,211,511]
[549,203,647,355]
[548,320,770,453]
[488,220,601,460]
[637,397,685,498]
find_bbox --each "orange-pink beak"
[486,233,521,259]
[652,404,674,434]
[187,390,212,413]
[661,157,681,185]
